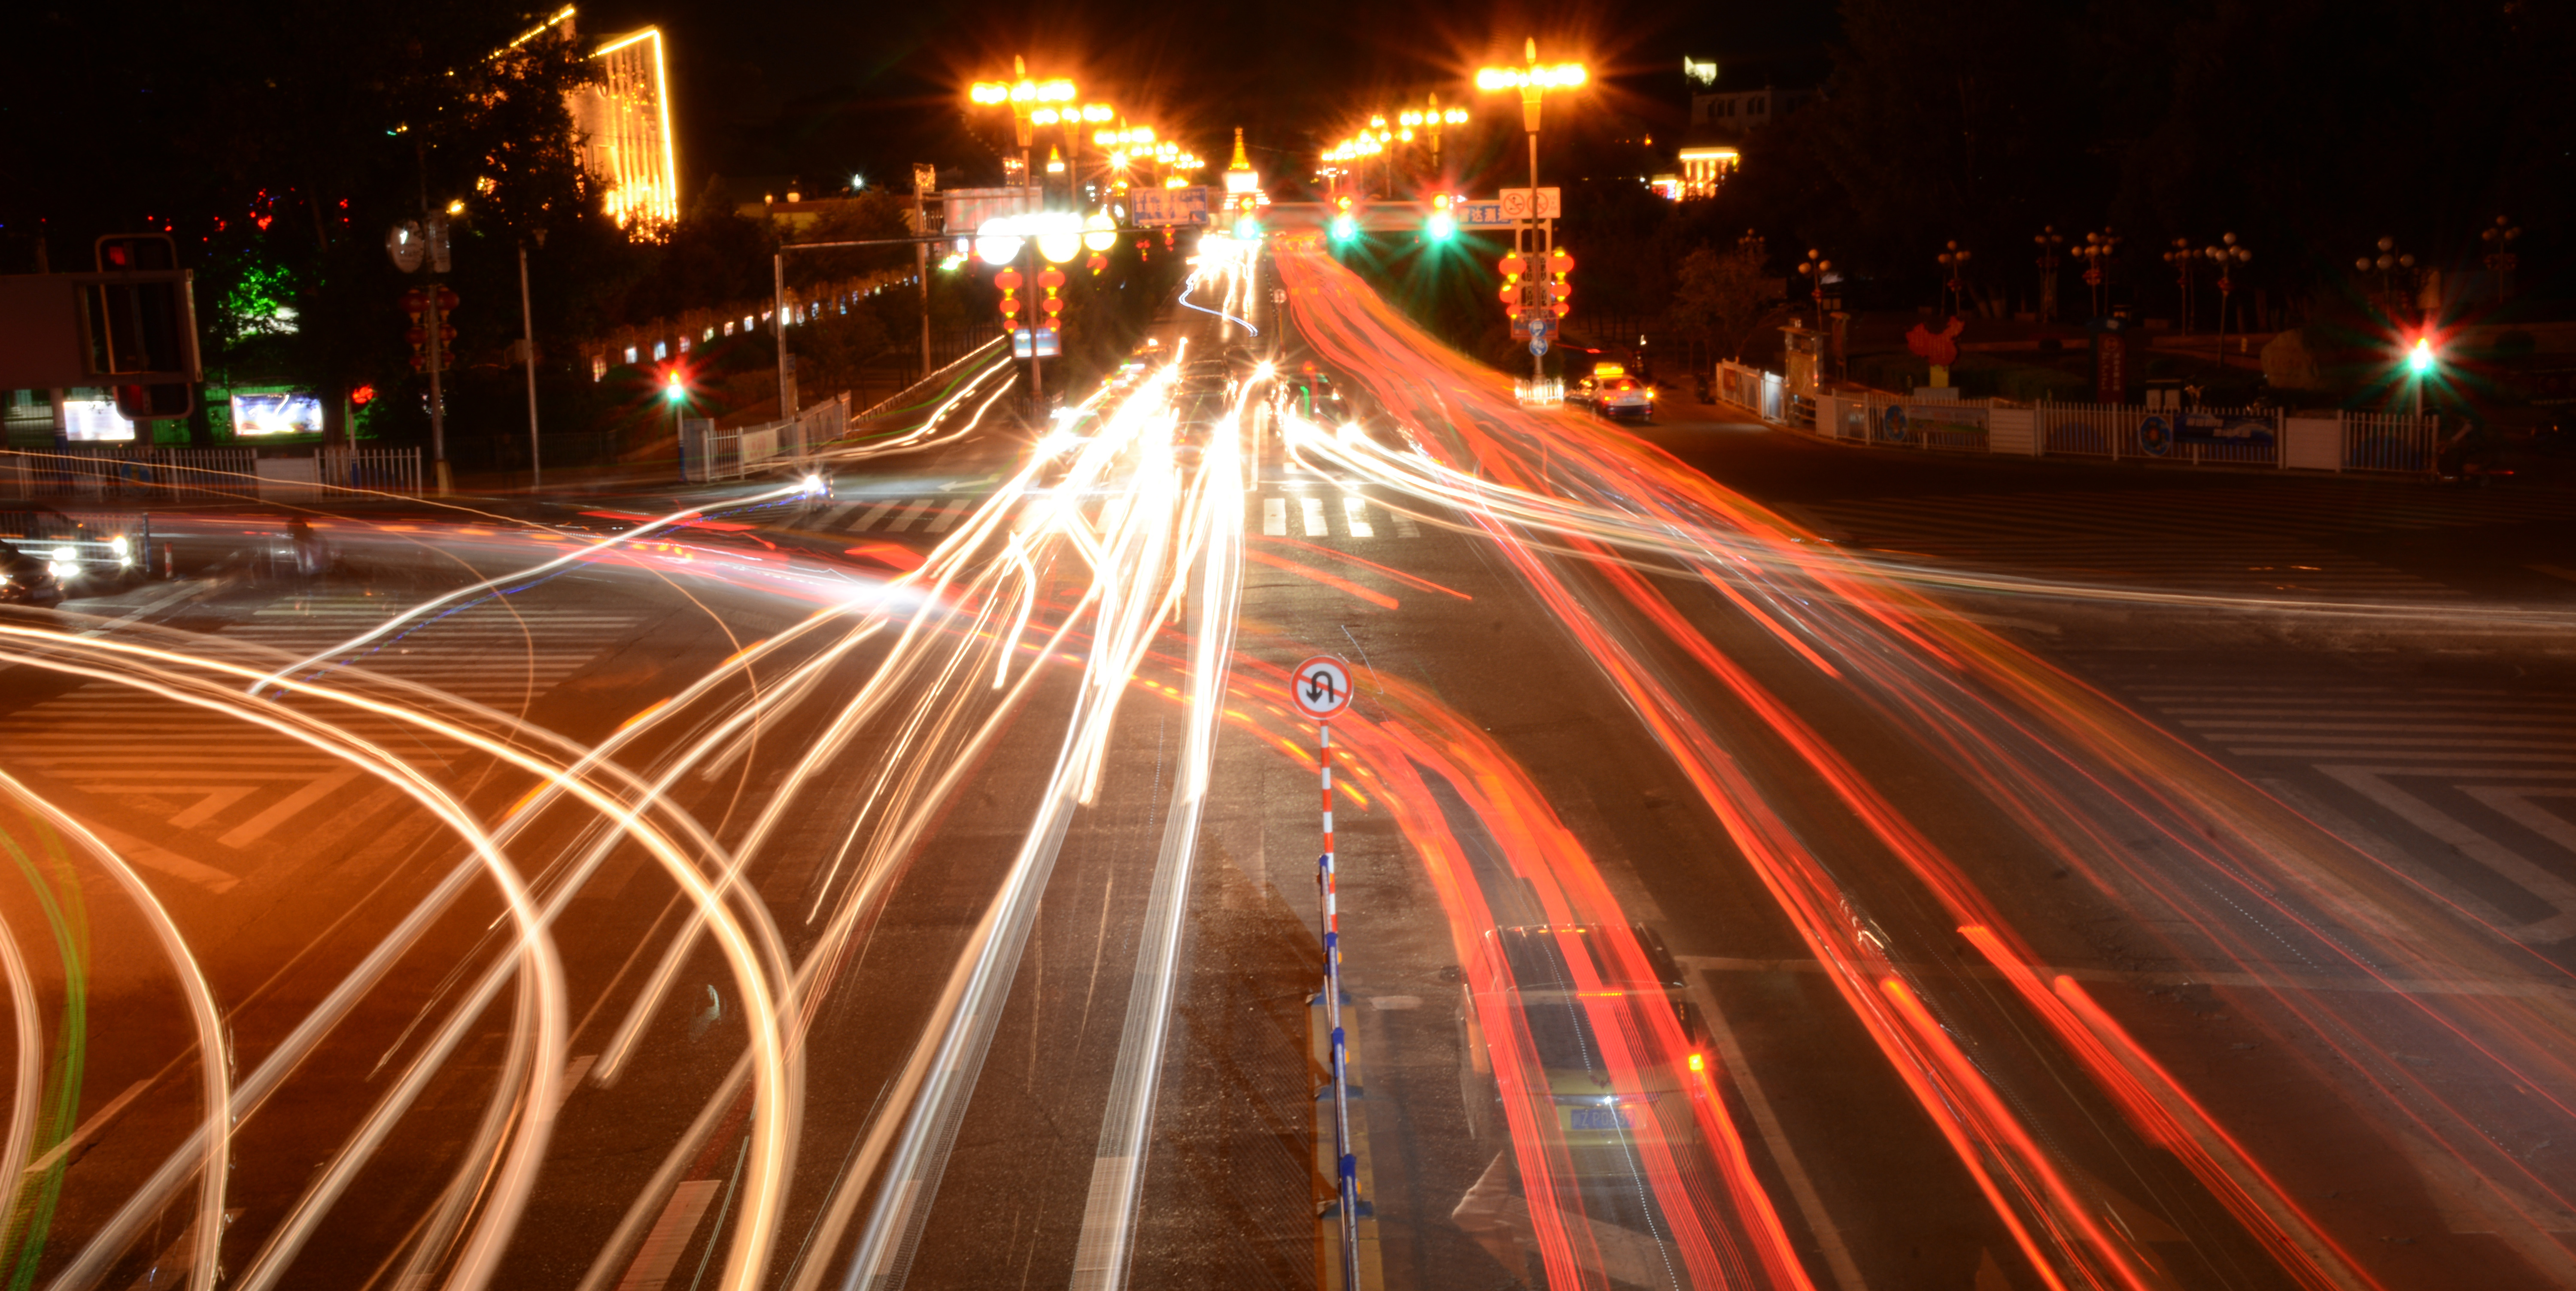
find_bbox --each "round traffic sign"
[1289,655,1355,721]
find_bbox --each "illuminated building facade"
[514,8,680,233]
[575,27,679,229]
[1676,148,1739,200]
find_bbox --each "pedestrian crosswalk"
[2108,675,2576,945]
[0,594,642,894]
[1795,484,2563,600]
[812,497,972,535]
[1255,491,1421,541]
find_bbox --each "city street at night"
[4,5,2573,1290]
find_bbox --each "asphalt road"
[2,227,2573,1291]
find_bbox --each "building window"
[677,336,690,354]
[592,356,607,382]
[653,341,668,361]
[1752,98,1766,114]
[623,346,637,364]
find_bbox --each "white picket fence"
[1713,361,2439,476]
[681,391,849,483]
[0,446,425,498]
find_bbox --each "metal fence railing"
[2342,412,2441,474]
[318,446,423,495]
[680,392,846,483]
[2034,401,2283,467]
[1722,362,2437,478]
[2,446,429,500]
[1863,397,1994,452]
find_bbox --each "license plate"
[1569,1107,1630,1131]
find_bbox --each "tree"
[1668,234,1788,362]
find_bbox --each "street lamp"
[2202,233,2251,365]
[1478,39,1588,391]
[2354,236,2417,322]
[970,59,1075,202]
[1797,248,1832,332]
[2161,237,2198,335]
[2033,225,2065,326]
[2076,227,2120,319]
[1936,242,1973,318]
[2479,215,2521,304]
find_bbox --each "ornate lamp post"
[1935,241,1972,318]
[2161,236,2198,334]
[2076,227,2120,318]
[2033,225,2065,326]
[2355,236,2417,322]
[1797,248,1832,332]
[970,59,1075,201]
[2202,233,2251,366]
[2480,215,2522,304]
[1478,39,1589,393]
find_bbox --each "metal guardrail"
[853,335,1010,424]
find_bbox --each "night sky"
[568,0,1839,197]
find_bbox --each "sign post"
[1290,653,1360,1291]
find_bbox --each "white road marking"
[848,502,898,532]
[217,767,362,849]
[78,824,238,894]
[1300,497,1327,537]
[615,1179,720,1291]
[1262,498,1286,536]
[19,1078,152,1176]
[884,500,934,533]
[1341,495,1374,537]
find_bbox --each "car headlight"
[49,562,71,579]
[51,546,75,562]
[110,535,129,556]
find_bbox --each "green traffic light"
[2407,337,2436,375]
[1426,213,1456,242]
[1331,214,1357,242]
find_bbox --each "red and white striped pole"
[1292,655,1361,1291]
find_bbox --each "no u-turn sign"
[1290,655,1354,721]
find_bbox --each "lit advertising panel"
[232,391,324,436]
[63,399,137,442]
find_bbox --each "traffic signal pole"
[426,285,448,494]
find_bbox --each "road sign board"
[1531,337,1550,357]
[1455,201,1513,227]
[1498,188,1563,221]
[1290,655,1355,721]
[945,187,1041,237]
[1132,186,1211,227]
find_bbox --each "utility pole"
[416,142,451,495]
[518,239,542,488]
[773,251,796,424]
[915,164,936,383]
